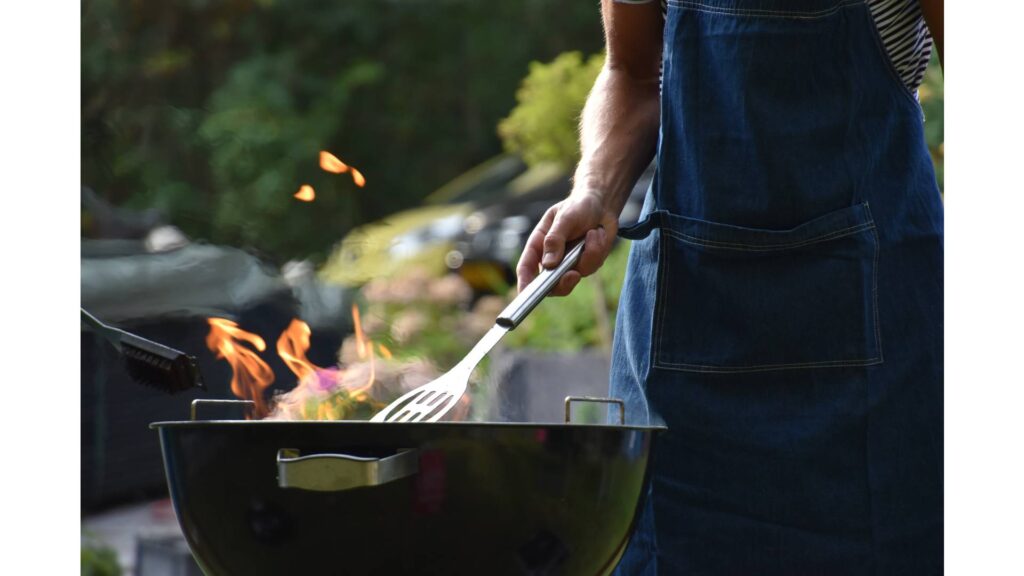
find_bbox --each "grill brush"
[81,308,205,394]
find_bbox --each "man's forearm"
[572,67,661,218]
[514,2,661,293]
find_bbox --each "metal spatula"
[370,241,585,423]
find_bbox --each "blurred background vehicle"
[319,154,526,287]
[445,161,568,293]
[447,162,656,294]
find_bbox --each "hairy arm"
[517,0,664,294]
[920,0,943,66]
[575,1,664,223]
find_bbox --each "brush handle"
[80,308,105,330]
[81,307,205,393]
[83,308,187,359]
[81,308,123,351]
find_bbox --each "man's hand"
[514,0,663,297]
[516,192,619,296]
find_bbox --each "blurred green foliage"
[920,50,944,190]
[81,536,121,576]
[498,51,605,169]
[83,0,603,262]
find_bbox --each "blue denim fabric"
[610,1,943,574]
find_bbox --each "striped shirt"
[614,0,932,93]
[865,0,933,92]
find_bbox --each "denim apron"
[610,1,943,574]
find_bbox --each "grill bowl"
[152,418,663,576]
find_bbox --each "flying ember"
[319,150,349,174]
[350,167,366,188]
[320,149,366,187]
[294,184,316,202]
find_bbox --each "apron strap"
[619,210,669,240]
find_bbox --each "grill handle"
[277,449,419,492]
[190,399,254,420]
[564,396,625,425]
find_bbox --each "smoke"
[264,359,440,421]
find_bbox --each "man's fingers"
[516,229,543,291]
[542,208,583,269]
[577,226,613,277]
[548,226,613,297]
[541,232,567,269]
[550,270,582,297]
[516,262,537,294]
[516,204,558,292]
[517,196,614,297]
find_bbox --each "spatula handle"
[497,241,585,329]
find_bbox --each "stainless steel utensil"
[370,241,586,423]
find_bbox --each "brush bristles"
[121,343,203,394]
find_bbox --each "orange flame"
[352,304,368,357]
[206,307,392,420]
[319,150,349,174]
[294,184,316,202]
[349,304,375,397]
[206,318,275,418]
[350,167,366,188]
[276,319,320,384]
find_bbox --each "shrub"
[498,51,605,169]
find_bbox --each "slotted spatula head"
[370,241,586,424]
[369,366,470,423]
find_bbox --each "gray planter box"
[484,348,611,423]
[136,534,203,576]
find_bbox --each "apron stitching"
[864,365,880,576]
[667,0,864,20]
[867,205,884,363]
[861,216,880,571]
[655,230,670,371]
[655,357,883,372]
[662,222,874,251]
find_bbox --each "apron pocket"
[650,202,882,373]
